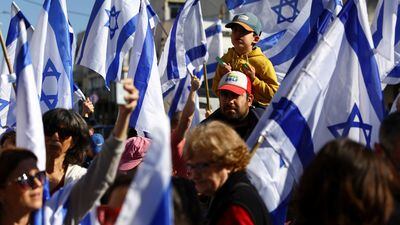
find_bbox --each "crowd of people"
[0,12,400,225]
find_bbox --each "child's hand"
[221,63,232,75]
[243,63,256,81]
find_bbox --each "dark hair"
[295,138,396,225]
[0,148,37,187]
[101,174,133,204]
[379,112,400,160]
[0,130,16,147]
[42,108,90,167]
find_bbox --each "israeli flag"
[158,0,208,92]
[0,2,34,135]
[204,19,223,80]
[29,0,74,113]
[246,0,383,224]
[116,3,172,224]
[371,0,399,80]
[163,72,201,126]
[127,0,166,135]
[226,0,342,81]
[371,0,400,84]
[73,83,86,105]
[146,1,159,30]
[76,0,140,87]
[12,3,46,172]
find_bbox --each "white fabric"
[0,2,33,135]
[246,0,383,224]
[65,164,87,186]
[29,0,74,113]
[76,0,140,87]
[115,1,172,224]
[12,2,46,171]
[158,0,208,92]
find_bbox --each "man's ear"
[253,35,260,44]
[247,93,254,106]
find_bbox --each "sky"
[0,0,95,40]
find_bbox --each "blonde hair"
[184,121,250,171]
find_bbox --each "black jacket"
[207,171,272,225]
[201,106,264,140]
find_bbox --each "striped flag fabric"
[158,0,208,92]
[371,0,399,76]
[76,0,140,87]
[371,0,400,84]
[0,2,33,135]
[204,19,223,80]
[246,0,383,224]
[116,1,173,224]
[29,0,74,112]
[226,0,342,81]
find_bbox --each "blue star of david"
[279,154,286,168]
[271,0,300,24]
[0,99,9,112]
[41,59,61,109]
[105,6,121,40]
[327,104,373,148]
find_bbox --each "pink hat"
[218,71,252,95]
[118,136,151,171]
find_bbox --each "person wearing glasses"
[0,149,45,225]
[0,79,139,225]
[43,107,91,194]
[184,121,271,225]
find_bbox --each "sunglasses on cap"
[97,205,121,225]
[44,126,74,139]
[11,171,46,190]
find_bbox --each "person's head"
[118,136,150,175]
[0,129,16,151]
[226,13,261,54]
[184,121,251,196]
[217,71,253,121]
[0,149,44,216]
[43,108,90,167]
[98,175,133,225]
[377,112,400,172]
[296,138,396,225]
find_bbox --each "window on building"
[169,2,184,19]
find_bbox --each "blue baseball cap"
[91,133,104,154]
[226,13,262,35]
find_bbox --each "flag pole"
[0,30,17,91]
[0,30,13,76]
[203,63,211,111]
[249,130,267,158]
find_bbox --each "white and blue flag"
[116,2,172,224]
[246,0,383,224]
[127,0,167,134]
[371,0,400,84]
[226,0,342,81]
[14,10,46,172]
[29,0,74,112]
[76,0,140,87]
[158,0,208,92]
[163,72,201,126]
[371,0,399,79]
[0,2,34,135]
[199,19,223,80]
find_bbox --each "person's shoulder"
[201,108,223,124]
[65,164,87,185]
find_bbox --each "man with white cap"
[202,71,263,140]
